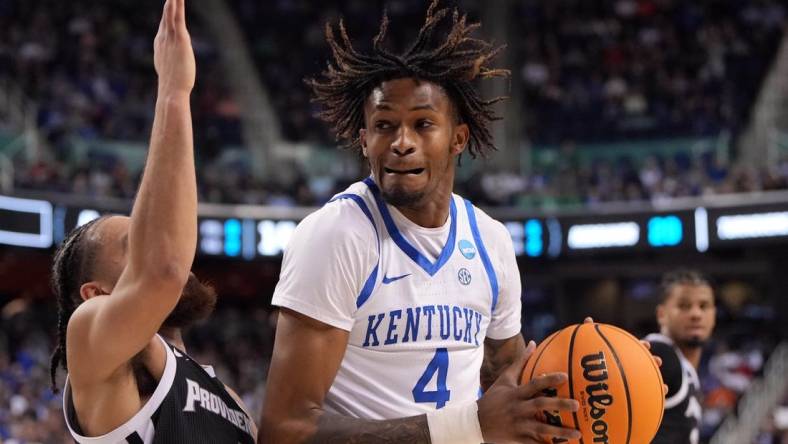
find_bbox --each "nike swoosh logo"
[382,273,411,284]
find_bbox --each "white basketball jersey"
[273,178,522,419]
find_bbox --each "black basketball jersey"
[63,335,256,444]
[646,333,702,444]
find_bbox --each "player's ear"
[450,123,469,157]
[656,304,666,327]
[360,128,369,158]
[80,282,109,302]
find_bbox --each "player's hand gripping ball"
[521,323,664,443]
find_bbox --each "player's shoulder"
[645,333,679,358]
[458,195,511,245]
[294,182,377,244]
[644,333,683,382]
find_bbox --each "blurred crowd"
[0,297,275,443]
[516,0,787,144]
[12,142,788,209]
[0,0,241,156]
[1,0,786,209]
[461,147,788,209]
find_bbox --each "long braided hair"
[307,0,510,158]
[49,216,109,392]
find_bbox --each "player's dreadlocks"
[49,216,109,392]
[308,0,510,158]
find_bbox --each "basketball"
[521,323,665,444]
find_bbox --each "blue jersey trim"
[329,193,379,308]
[363,178,457,277]
[464,199,499,313]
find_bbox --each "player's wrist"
[426,401,484,444]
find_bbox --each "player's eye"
[375,121,393,130]
[416,119,433,129]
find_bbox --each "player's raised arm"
[66,0,197,381]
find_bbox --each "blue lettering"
[423,306,436,340]
[474,312,483,346]
[403,307,421,343]
[363,313,385,347]
[463,308,473,343]
[384,310,403,345]
[453,306,463,340]
[438,305,451,340]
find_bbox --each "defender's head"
[50,215,216,389]
[308,0,509,208]
[656,269,716,349]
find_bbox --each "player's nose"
[391,126,417,156]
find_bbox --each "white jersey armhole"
[63,334,177,443]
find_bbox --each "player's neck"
[159,327,186,353]
[394,183,454,228]
[678,345,702,369]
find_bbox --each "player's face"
[657,284,716,348]
[360,78,468,208]
[85,216,216,328]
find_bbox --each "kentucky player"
[259,1,580,443]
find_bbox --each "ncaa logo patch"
[458,239,476,259]
[458,268,472,285]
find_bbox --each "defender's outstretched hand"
[154,0,195,95]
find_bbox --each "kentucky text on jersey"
[362,305,485,347]
[183,378,254,436]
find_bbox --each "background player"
[49,0,256,441]
[647,269,717,444]
[260,1,581,443]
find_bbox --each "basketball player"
[260,2,581,443]
[647,269,716,444]
[48,1,256,442]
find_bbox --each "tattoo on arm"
[308,412,431,444]
[481,336,523,390]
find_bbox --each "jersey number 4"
[412,348,451,409]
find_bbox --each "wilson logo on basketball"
[581,351,613,444]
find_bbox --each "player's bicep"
[67,272,182,381]
[261,307,350,442]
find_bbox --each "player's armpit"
[481,333,526,391]
[307,412,431,444]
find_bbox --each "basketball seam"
[594,324,632,444]
[527,330,561,382]
[612,325,666,438]
[567,324,584,444]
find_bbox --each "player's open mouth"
[384,167,425,175]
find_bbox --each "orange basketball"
[521,323,664,444]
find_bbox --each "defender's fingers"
[518,372,568,399]
[174,0,186,27]
[584,317,594,324]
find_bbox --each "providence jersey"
[63,335,255,444]
[646,333,702,444]
[273,178,522,419]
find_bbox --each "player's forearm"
[308,412,431,444]
[128,91,196,283]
